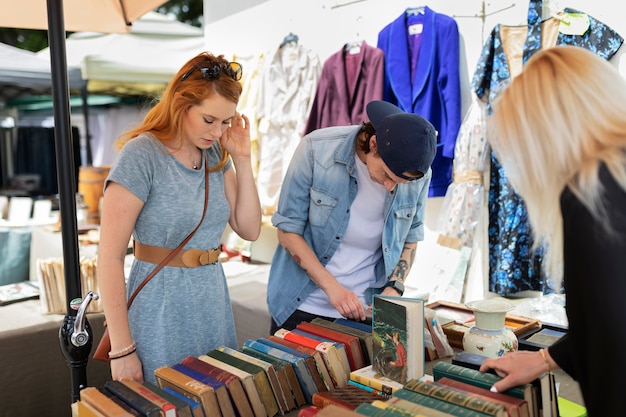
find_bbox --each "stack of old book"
[300,360,561,417]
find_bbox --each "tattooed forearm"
[390,244,416,283]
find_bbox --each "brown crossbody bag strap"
[127,153,209,309]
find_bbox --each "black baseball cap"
[366,100,437,180]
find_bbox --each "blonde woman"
[479,46,626,416]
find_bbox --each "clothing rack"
[453,0,516,44]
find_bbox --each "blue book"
[334,318,372,333]
[243,338,319,403]
[170,363,236,417]
[161,386,206,417]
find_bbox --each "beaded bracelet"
[109,347,137,360]
[108,342,136,359]
[539,348,551,373]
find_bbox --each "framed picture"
[517,322,568,351]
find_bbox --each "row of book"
[298,360,561,417]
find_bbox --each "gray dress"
[105,133,237,384]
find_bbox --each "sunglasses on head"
[181,61,242,82]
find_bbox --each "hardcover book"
[161,386,205,417]
[372,295,425,384]
[273,328,347,388]
[197,353,266,417]
[297,321,366,370]
[393,388,493,417]
[349,364,404,396]
[334,318,372,333]
[217,346,284,416]
[317,404,366,417]
[104,380,162,417]
[370,396,457,417]
[312,317,373,366]
[79,386,135,417]
[140,381,193,417]
[171,362,236,417]
[355,401,429,417]
[154,365,223,417]
[432,362,537,417]
[403,379,507,416]
[437,377,530,417]
[76,399,108,417]
[289,328,352,381]
[241,345,301,410]
[219,345,289,415]
[120,377,178,417]
[347,380,391,398]
[207,347,280,417]
[243,338,319,404]
[265,335,332,393]
[97,387,142,416]
[181,354,254,417]
[311,384,388,411]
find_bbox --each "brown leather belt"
[133,241,221,267]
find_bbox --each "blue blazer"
[378,7,462,197]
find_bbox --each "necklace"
[192,158,198,170]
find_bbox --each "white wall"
[204,0,626,108]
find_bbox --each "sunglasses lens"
[228,62,242,81]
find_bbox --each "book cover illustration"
[372,295,424,385]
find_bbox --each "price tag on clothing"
[559,13,590,36]
[408,24,423,35]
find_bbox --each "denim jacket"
[267,125,431,325]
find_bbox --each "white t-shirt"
[299,154,387,317]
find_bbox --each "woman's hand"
[479,349,556,393]
[110,352,144,383]
[326,282,367,322]
[221,112,251,159]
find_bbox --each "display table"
[0,260,273,417]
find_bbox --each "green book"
[432,361,537,416]
[206,348,279,417]
[394,388,492,417]
[403,379,506,416]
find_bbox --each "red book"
[296,321,365,371]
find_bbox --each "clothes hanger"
[280,32,299,48]
[406,6,425,16]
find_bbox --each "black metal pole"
[46,0,92,404]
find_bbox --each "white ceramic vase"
[462,299,518,358]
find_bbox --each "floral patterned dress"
[471,0,623,295]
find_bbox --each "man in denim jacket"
[267,101,437,333]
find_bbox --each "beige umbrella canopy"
[0,0,168,404]
[0,0,168,33]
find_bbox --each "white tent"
[0,42,83,103]
[38,11,206,96]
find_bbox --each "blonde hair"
[117,52,243,172]
[489,46,626,282]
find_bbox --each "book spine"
[404,379,505,416]
[394,388,492,417]
[432,362,526,400]
[349,371,399,395]
[311,392,357,410]
[347,380,390,398]
[120,377,177,417]
[104,380,162,417]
